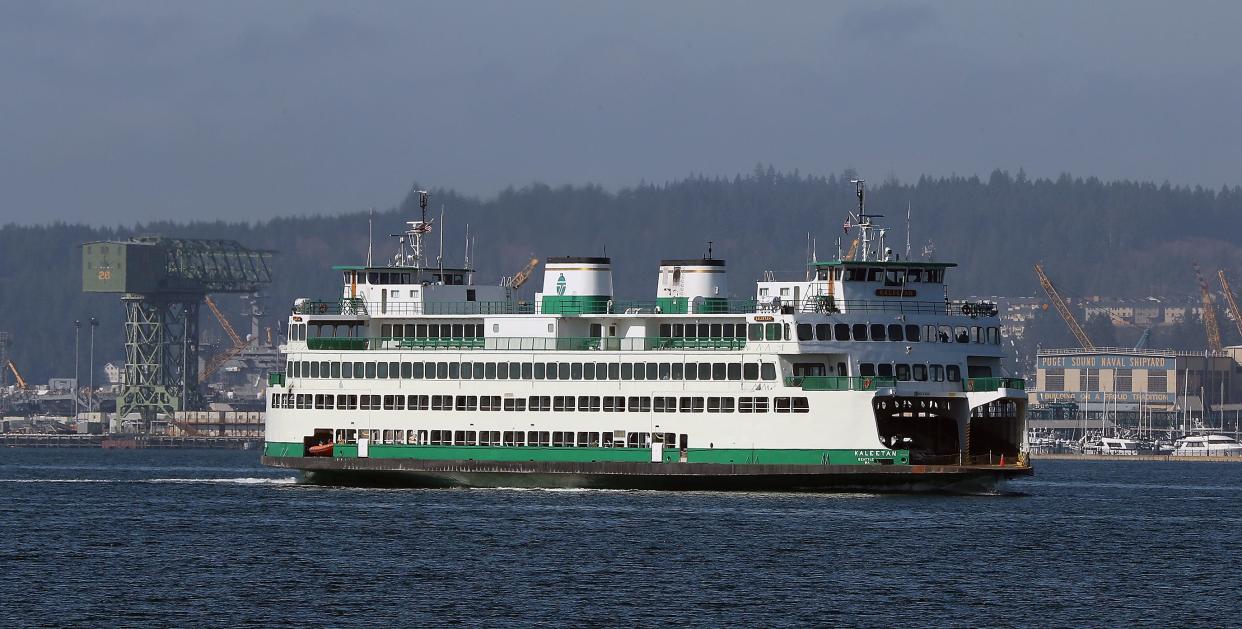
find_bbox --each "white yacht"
[1171,434,1242,457]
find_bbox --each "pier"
[1,433,260,449]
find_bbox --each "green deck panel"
[266,442,910,465]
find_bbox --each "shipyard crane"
[6,360,28,389]
[1193,263,1223,351]
[510,257,540,290]
[1034,264,1095,349]
[199,295,249,383]
[1217,269,1242,339]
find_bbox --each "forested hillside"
[3,167,1242,383]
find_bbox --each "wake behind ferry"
[262,181,1031,491]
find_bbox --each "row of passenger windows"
[286,359,780,382]
[338,428,685,448]
[857,363,962,382]
[275,394,808,414]
[379,323,486,339]
[796,323,1000,344]
[815,267,945,284]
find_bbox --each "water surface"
[2,449,1238,627]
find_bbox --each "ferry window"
[870,324,886,341]
[913,364,928,381]
[603,396,620,412]
[972,326,983,343]
[570,363,582,380]
[815,324,831,341]
[797,324,813,341]
[470,363,483,379]
[708,397,722,412]
[659,363,671,380]
[287,360,294,376]
[655,396,676,412]
[415,324,427,338]
[988,327,1000,344]
[621,363,633,380]
[923,325,936,343]
[867,268,883,282]
[852,324,868,341]
[765,323,781,340]
[673,323,685,337]
[906,269,923,283]
[712,363,726,380]
[830,324,846,341]
[896,364,911,381]
[445,362,458,379]
[938,326,953,343]
[628,397,650,413]
[931,365,944,382]
[784,323,791,340]
[631,362,645,381]
[888,324,904,342]
[310,362,320,378]
[553,396,568,412]
[580,362,594,380]
[300,360,310,376]
[510,362,521,379]
[544,362,559,381]
[583,396,601,412]
[698,324,709,338]
[721,397,736,413]
[660,323,671,338]
[608,363,620,380]
[435,362,447,379]
[672,363,684,380]
[775,397,792,413]
[521,363,533,379]
[462,324,475,339]
[761,363,777,381]
[710,323,723,337]
[376,362,388,379]
[748,323,763,340]
[859,363,876,377]
[754,397,770,413]
[728,363,741,380]
[409,395,429,410]
[793,398,809,413]
[878,364,894,378]
[382,395,396,410]
[646,363,658,380]
[534,363,545,379]
[365,362,377,379]
[884,270,902,286]
[451,324,463,337]
[946,365,961,382]
[400,362,412,378]
[739,397,754,413]
[440,324,452,338]
[699,362,712,380]
[722,323,735,338]
[743,363,759,380]
[381,324,392,338]
[368,272,379,284]
[906,325,920,342]
[955,327,969,343]
[485,362,496,379]
[388,361,399,379]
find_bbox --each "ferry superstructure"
[262,184,1031,490]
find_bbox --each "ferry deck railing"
[293,297,998,318]
[306,336,747,352]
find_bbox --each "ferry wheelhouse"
[262,184,1031,490]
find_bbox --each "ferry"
[261,182,1032,490]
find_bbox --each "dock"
[0,433,261,449]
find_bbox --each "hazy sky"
[2,1,1240,224]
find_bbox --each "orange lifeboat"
[307,442,335,457]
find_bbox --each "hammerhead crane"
[1034,264,1095,349]
[1218,269,1242,340]
[1193,263,1223,351]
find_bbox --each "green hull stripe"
[264,442,909,465]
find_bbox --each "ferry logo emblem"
[556,273,567,295]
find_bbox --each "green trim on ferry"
[541,295,611,315]
[264,442,910,465]
[655,297,689,314]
